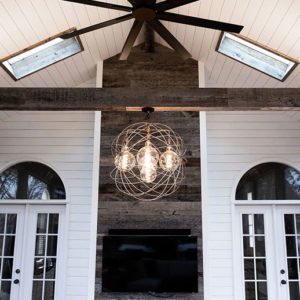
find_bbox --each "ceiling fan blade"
[60,14,134,39]
[128,0,155,6]
[63,0,132,12]
[157,12,244,33]
[155,0,198,12]
[147,20,191,60]
[119,20,144,60]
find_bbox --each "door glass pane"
[0,215,5,233]
[32,213,59,300]
[245,282,255,300]
[244,259,255,280]
[287,258,298,280]
[284,214,300,300]
[4,236,15,256]
[44,281,55,300]
[37,214,47,234]
[0,213,17,299]
[285,214,295,234]
[242,214,268,300]
[257,282,268,300]
[296,215,300,233]
[254,215,265,234]
[256,259,267,280]
[32,281,43,300]
[244,236,254,257]
[0,281,11,298]
[45,258,56,280]
[2,258,13,279]
[33,258,45,279]
[6,215,16,234]
[255,236,266,257]
[289,282,300,300]
[48,215,59,234]
[35,235,46,256]
[286,236,297,256]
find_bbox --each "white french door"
[0,205,65,300]
[275,206,300,300]
[235,205,300,300]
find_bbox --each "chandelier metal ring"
[111,122,185,201]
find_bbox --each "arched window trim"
[0,158,68,204]
[232,159,300,205]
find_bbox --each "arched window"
[236,162,300,200]
[0,162,66,200]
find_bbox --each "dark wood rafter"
[0,88,300,111]
[61,0,243,60]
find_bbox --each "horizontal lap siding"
[206,111,300,300]
[0,111,95,299]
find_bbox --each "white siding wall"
[0,111,95,300]
[205,111,300,300]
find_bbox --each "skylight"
[216,32,298,81]
[0,28,83,81]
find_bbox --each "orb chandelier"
[111,109,185,201]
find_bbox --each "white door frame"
[0,205,25,300]
[0,204,66,300]
[234,205,277,300]
[275,205,300,300]
[234,204,300,300]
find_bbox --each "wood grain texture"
[98,111,200,202]
[96,111,202,299]
[104,43,198,87]
[0,88,300,110]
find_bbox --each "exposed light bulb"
[137,140,159,183]
[159,146,181,172]
[137,140,159,169]
[115,146,135,172]
[140,167,157,183]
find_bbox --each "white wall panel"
[205,111,300,299]
[0,111,95,299]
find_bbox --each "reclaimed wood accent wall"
[103,43,199,88]
[95,44,203,299]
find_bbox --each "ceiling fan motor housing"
[133,7,156,21]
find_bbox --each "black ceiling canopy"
[61,0,244,60]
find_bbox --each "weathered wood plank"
[99,111,201,202]
[96,110,203,299]
[104,43,199,88]
[0,88,300,110]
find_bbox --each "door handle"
[281,280,287,285]
[13,279,20,284]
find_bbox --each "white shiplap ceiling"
[0,0,299,88]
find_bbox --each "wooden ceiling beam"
[0,88,299,111]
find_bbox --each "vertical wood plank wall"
[95,43,202,299]
[0,111,95,300]
[205,111,300,300]
[95,111,203,299]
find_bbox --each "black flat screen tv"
[102,234,198,293]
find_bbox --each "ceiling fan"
[61,0,244,60]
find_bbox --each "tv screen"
[102,235,198,293]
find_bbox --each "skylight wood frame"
[0,27,84,81]
[216,32,299,82]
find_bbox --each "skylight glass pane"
[1,33,83,80]
[217,32,298,81]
